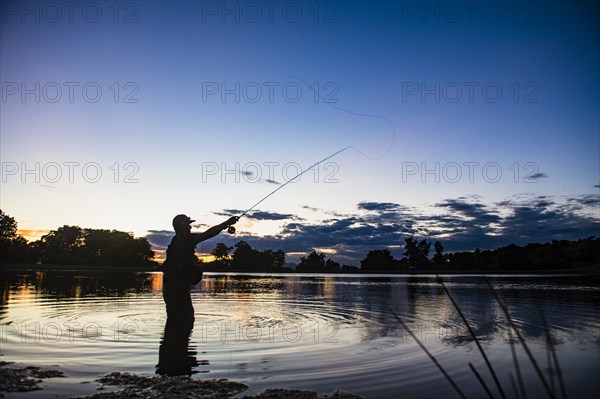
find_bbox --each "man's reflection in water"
[156,318,206,376]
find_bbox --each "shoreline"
[0,262,598,276]
[0,263,156,273]
[0,362,362,399]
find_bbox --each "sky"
[1,0,599,265]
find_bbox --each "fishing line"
[212,65,397,159]
[287,73,397,160]
[226,72,397,233]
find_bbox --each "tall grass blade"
[469,362,495,399]
[484,278,555,399]
[509,328,527,399]
[509,373,522,399]
[390,310,467,399]
[437,276,506,399]
[537,302,567,399]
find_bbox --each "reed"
[390,310,467,399]
[392,276,567,399]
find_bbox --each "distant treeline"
[204,236,600,273]
[0,210,154,267]
[1,210,598,271]
[361,237,600,272]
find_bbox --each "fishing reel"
[227,226,236,234]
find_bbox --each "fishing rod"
[227,146,352,234]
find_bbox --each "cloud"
[357,202,402,211]
[235,169,280,184]
[246,211,302,221]
[214,209,245,216]
[147,195,600,266]
[495,195,600,243]
[301,205,348,218]
[145,230,173,248]
[529,172,548,180]
[435,198,502,226]
[214,208,302,221]
[568,194,600,207]
[357,201,417,226]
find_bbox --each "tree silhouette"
[31,225,154,267]
[230,241,258,270]
[41,225,85,264]
[84,229,112,260]
[325,258,341,273]
[267,249,286,269]
[403,237,431,269]
[360,249,398,271]
[418,239,431,259]
[228,241,286,271]
[0,209,27,262]
[211,243,233,263]
[296,250,326,272]
[432,241,446,265]
[0,209,18,242]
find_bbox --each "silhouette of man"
[162,214,238,321]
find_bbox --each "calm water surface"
[1,270,598,398]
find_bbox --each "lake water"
[1,270,599,398]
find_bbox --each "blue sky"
[1,1,598,264]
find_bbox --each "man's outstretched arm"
[193,216,239,244]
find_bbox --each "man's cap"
[173,214,195,230]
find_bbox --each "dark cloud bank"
[146,194,599,265]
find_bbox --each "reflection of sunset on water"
[323,276,336,298]
[150,272,163,294]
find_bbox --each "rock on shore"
[0,361,66,397]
